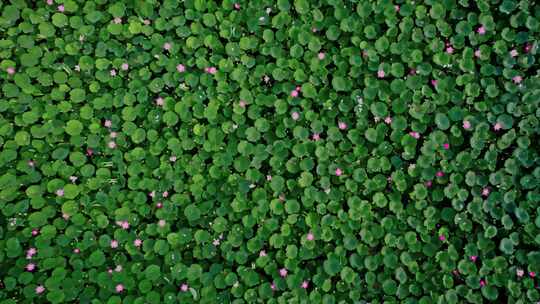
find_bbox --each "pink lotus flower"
[134,239,142,247]
[27,247,37,258]
[121,63,129,71]
[108,141,116,149]
[474,50,482,58]
[46,0,53,5]
[104,120,112,128]
[162,191,169,198]
[493,122,502,131]
[149,191,156,198]
[524,43,533,53]
[110,240,118,248]
[163,42,172,51]
[301,280,309,289]
[156,202,163,208]
[156,97,164,106]
[443,143,450,150]
[259,250,267,257]
[32,229,39,236]
[266,175,272,181]
[158,219,166,227]
[180,283,189,292]
[431,79,438,87]
[409,68,416,75]
[425,180,432,187]
[120,221,129,229]
[176,64,186,72]
[206,67,217,74]
[312,133,320,141]
[291,111,300,120]
[306,232,314,241]
[409,131,420,139]
[295,86,301,92]
[470,256,478,262]
[115,284,124,293]
[510,49,518,57]
[28,160,35,167]
[338,122,347,130]
[26,263,36,271]
[312,27,318,32]
[384,116,392,124]
[212,239,220,246]
[6,67,15,75]
[73,248,80,254]
[57,5,64,12]
[62,213,70,220]
[517,269,524,277]
[512,75,522,84]
[290,90,298,98]
[482,187,490,197]
[463,120,471,129]
[335,168,343,176]
[395,5,400,12]
[110,132,117,138]
[170,155,177,162]
[446,47,454,54]
[477,26,486,35]
[436,171,444,177]
[56,189,64,197]
[113,17,122,24]
[108,268,113,274]
[35,285,45,294]
[271,282,276,290]
[377,69,385,78]
[143,19,151,25]
[480,280,486,287]
[530,271,536,278]
[318,52,325,60]
[238,100,246,108]
[439,235,446,241]
[234,3,240,10]
[279,268,288,277]
[279,194,286,201]
[86,148,94,156]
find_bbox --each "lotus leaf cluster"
[1,0,540,303]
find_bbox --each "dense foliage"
[1,0,540,303]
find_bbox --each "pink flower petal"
[181,283,189,292]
